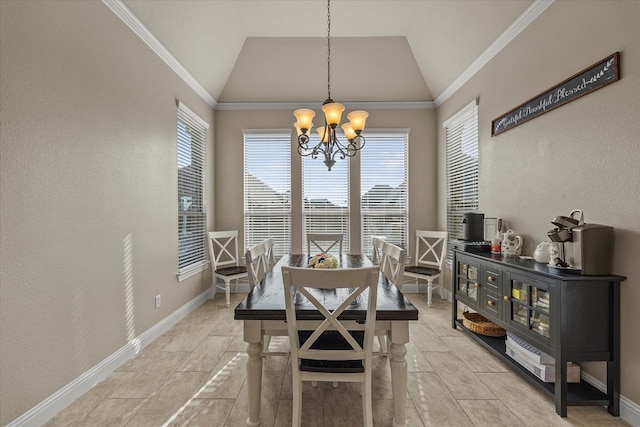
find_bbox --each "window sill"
[177,261,209,282]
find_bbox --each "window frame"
[243,129,292,257]
[444,100,479,266]
[301,133,350,254]
[176,101,209,281]
[360,129,409,257]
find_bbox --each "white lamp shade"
[321,102,345,126]
[347,110,369,132]
[293,109,316,131]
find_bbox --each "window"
[444,100,479,264]
[361,131,409,256]
[177,102,208,280]
[244,130,291,256]
[302,135,349,253]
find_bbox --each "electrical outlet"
[155,294,161,309]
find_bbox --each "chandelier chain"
[327,0,331,100]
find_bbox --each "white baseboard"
[7,289,211,427]
[581,371,640,426]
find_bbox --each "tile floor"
[45,293,629,426]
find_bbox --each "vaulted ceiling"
[117,0,540,107]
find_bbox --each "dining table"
[234,253,419,426]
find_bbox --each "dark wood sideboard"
[451,249,626,417]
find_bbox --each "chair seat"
[298,330,365,373]
[405,265,440,276]
[215,265,248,276]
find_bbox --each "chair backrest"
[207,230,242,271]
[282,266,379,367]
[371,236,386,265]
[414,230,448,270]
[245,241,269,288]
[307,233,343,255]
[263,237,276,269]
[380,241,406,289]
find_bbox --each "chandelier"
[293,0,369,171]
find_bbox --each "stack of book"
[505,332,580,383]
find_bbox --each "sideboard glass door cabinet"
[451,250,626,417]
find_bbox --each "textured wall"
[0,2,214,424]
[436,0,640,409]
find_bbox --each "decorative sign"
[492,52,620,136]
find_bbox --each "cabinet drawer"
[484,292,499,316]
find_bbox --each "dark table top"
[234,254,419,322]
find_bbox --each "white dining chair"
[263,237,276,269]
[370,235,386,265]
[245,241,269,290]
[403,230,448,306]
[245,239,287,355]
[282,266,379,427]
[207,230,248,307]
[376,241,406,355]
[306,233,343,255]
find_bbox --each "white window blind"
[177,102,208,279]
[444,100,479,264]
[361,131,409,256]
[244,130,291,256]
[302,135,349,254]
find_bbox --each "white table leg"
[245,321,263,427]
[389,321,409,426]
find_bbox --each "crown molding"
[101,0,217,108]
[216,101,435,111]
[435,0,554,107]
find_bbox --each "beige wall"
[214,108,437,257]
[437,0,640,408]
[0,1,214,423]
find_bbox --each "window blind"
[244,130,291,256]
[302,135,349,254]
[444,100,479,264]
[177,102,208,278]
[360,131,409,257]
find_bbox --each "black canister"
[462,213,485,241]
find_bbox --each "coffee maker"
[563,223,614,275]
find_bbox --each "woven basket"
[462,312,506,337]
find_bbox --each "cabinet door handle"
[488,276,494,282]
[474,283,480,288]
[488,300,494,306]
[503,295,509,302]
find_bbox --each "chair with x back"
[263,237,276,270]
[306,233,344,256]
[282,266,379,427]
[403,230,448,307]
[245,239,286,355]
[207,230,248,307]
[245,241,269,290]
[370,235,386,265]
[376,241,406,355]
